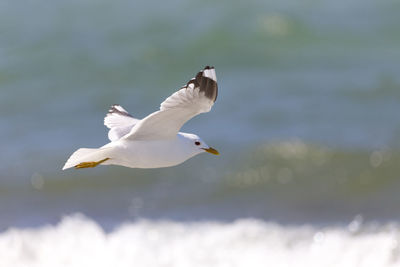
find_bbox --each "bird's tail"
[62,147,113,170]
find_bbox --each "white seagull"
[63,66,219,170]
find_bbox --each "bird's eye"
[195,141,201,146]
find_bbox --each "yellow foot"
[75,158,110,169]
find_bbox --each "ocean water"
[1,0,400,265]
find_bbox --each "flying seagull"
[63,66,219,170]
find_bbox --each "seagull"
[63,66,219,170]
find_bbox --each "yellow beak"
[203,147,220,155]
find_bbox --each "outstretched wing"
[104,105,139,141]
[124,66,218,141]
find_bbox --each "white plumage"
[63,66,219,170]
[104,105,139,141]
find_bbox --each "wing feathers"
[184,66,217,103]
[125,66,218,141]
[160,66,217,111]
[104,105,137,128]
[104,104,139,141]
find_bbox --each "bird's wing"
[104,105,140,141]
[124,66,218,141]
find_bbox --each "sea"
[1,0,400,266]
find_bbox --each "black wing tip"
[108,104,120,114]
[201,66,217,102]
[182,66,217,102]
[107,104,133,117]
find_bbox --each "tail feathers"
[62,147,112,170]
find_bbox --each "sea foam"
[0,214,399,267]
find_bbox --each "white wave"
[1,214,400,267]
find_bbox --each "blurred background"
[1,0,400,266]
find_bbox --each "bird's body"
[63,66,219,170]
[98,132,206,169]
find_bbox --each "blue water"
[2,0,400,265]
[1,1,400,263]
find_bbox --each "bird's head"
[180,133,219,156]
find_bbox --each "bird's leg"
[74,158,110,169]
